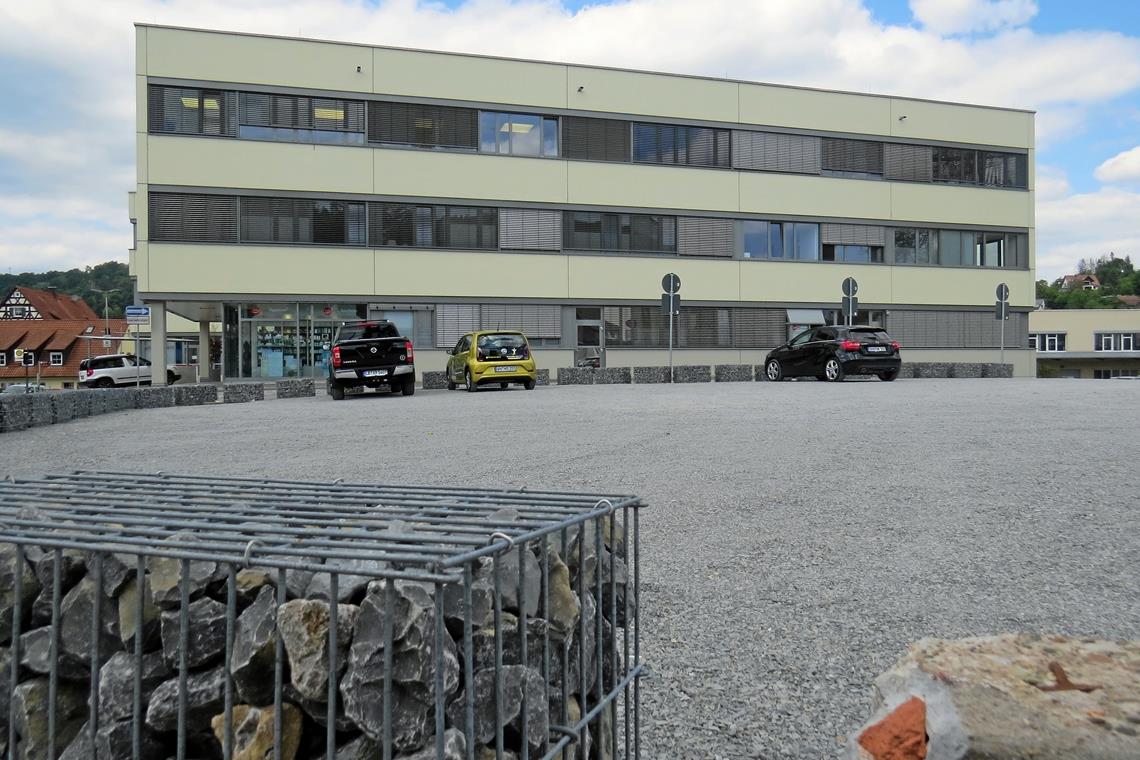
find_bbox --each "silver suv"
[78,354,181,388]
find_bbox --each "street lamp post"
[92,288,119,357]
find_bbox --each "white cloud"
[1034,164,1071,202]
[910,0,1037,35]
[1094,145,1140,184]
[0,0,1138,277]
[1035,186,1140,281]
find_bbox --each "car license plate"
[494,366,516,373]
[866,346,887,353]
[363,369,388,377]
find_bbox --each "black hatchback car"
[764,326,901,382]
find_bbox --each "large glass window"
[238,93,365,145]
[563,212,676,253]
[1095,333,1140,351]
[938,230,971,267]
[480,112,559,156]
[932,147,978,184]
[369,203,498,249]
[975,232,1005,267]
[741,221,817,260]
[240,198,365,245]
[742,221,769,259]
[368,102,478,149]
[823,244,883,263]
[149,86,234,136]
[633,124,730,167]
[793,223,819,261]
[893,228,938,265]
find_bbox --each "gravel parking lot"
[3,379,1138,758]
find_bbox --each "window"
[148,86,236,136]
[893,228,937,265]
[1030,333,1066,352]
[980,152,1028,189]
[563,212,676,253]
[1094,333,1140,351]
[239,93,365,145]
[741,221,770,259]
[479,112,558,156]
[932,147,978,184]
[149,193,239,243]
[1094,369,1140,379]
[368,102,478,149]
[49,352,63,366]
[975,232,1005,267]
[0,353,6,367]
[821,138,883,176]
[740,221,817,260]
[240,198,366,245]
[825,309,885,327]
[11,305,27,318]
[561,117,630,162]
[632,124,730,167]
[822,244,884,263]
[368,203,498,249]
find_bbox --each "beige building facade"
[131,25,1036,383]
[1029,309,1140,378]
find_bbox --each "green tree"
[0,262,132,317]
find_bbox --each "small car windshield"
[478,334,527,351]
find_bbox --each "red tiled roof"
[0,319,128,381]
[1119,295,1140,308]
[13,286,99,320]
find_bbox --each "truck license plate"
[494,366,516,373]
[363,369,388,377]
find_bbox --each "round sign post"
[662,273,681,378]
[996,282,1010,366]
[841,277,859,326]
[662,273,681,295]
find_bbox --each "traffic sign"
[13,348,23,362]
[842,277,859,297]
[21,352,35,367]
[843,296,858,321]
[994,300,1009,320]
[996,283,1009,302]
[125,305,151,325]
[661,293,680,315]
[662,273,681,295]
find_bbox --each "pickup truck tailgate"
[334,338,408,369]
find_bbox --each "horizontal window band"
[146,76,1031,154]
[144,185,1032,233]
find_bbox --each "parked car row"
[324,319,902,400]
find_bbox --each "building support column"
[198,320,210,384]
[148,302,167,386]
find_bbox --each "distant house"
[1118,295,1140,308]
[1028,308,1140,379]
[1060,274,1101,291]
[0,286,126,389]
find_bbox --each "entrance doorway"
[575,307,604,368]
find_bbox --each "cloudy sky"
[1,0,1138,282]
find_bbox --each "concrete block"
[421,371,449,390]
[557,367,595,385]
[136,387,176,408]
[275,379,316,399]
[633,366,670,384]
[175,385,219,406]
[0,395,32,433]
[535,369,550,386]
[672,365,712,383]
[594,367,631,384]
[714,364,753,382]
[222,383,264,404]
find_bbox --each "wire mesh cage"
[0,471,644,760]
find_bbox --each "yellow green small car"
[446,331,537,392]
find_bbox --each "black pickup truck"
[327,320,415,400]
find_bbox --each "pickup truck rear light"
[332,346,342,368]
[840,340,862,351]
[404,341,414,363]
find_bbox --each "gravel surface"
[3,379,1139,758]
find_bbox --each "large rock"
[59,718,163,760]
[546,551,581,636]
[305,557,390,603]
[441,571,494,629]
[467,613,592,698]
[276,598,359,702]
[116,575,160,650]
[161,595,227,668]
[210,703,302,760]
[59,575,120,668]
[235,568,274,604]
[404,729,466,760]
[341,582,459,751]
[0,544,40,644]
[849,634,1140,760]
[229,585,278,705]
[477,547,541,618]
[145,666,226,734]
[446,666,549,754]
[19,627,89,680]
[146,534,219,609]
[99,650,171,722]
[11,678,88,760]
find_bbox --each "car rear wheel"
[764,359,783,382]
[824,358,845,382]
[329,381,345,401]
[524,378,536,390]
[401,377,415,396]
[879,370,898,382]
[465,369,477,393]
[95,377,114,389]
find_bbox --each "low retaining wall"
[850,634,1140,760]
[175,385,219,406]
[275,378,316,399]
[536,368,550,386]
[672,365,712,383]
[136,387,176,408]
[632,366,670,384]
[421,371,448,390]
[904,362,1013,379]
[714,364,754,382]
[557,367,596,385]
[223,383,265,404]
[0,395,32,433]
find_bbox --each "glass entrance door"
[575,307,604,367]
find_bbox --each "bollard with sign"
[662,273,681,378]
